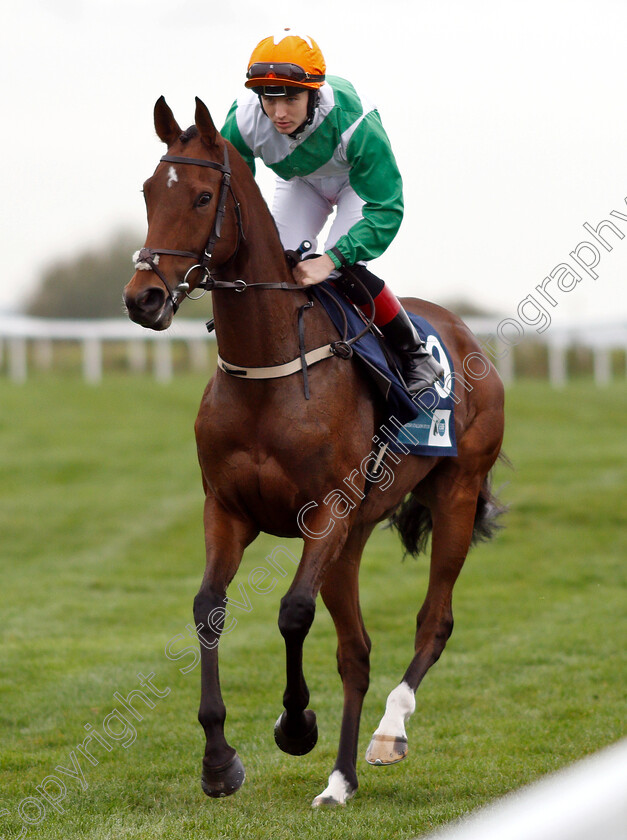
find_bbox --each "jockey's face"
[261,91,309,135]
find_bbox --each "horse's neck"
[211,187,325,367]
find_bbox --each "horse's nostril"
[136,286,167,313]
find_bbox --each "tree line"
[26,231,141,319]
[25,229,490,320]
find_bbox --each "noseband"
[134,144,244,312]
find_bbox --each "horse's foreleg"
[366,476,481,766]
[274,519,350,759]
[194,495,258,797]
[311,524,374,807]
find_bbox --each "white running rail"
[419,738,627,840]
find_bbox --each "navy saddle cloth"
[311,283,457,457]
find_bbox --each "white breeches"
[272,175,366,259]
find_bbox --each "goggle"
[246,62,325,84]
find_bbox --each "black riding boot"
[378,308,444,394]
[335,264,444,395]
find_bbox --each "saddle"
[309,283,458,457]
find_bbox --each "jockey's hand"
[292,253,336,287]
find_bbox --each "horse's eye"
[195,193,213,208]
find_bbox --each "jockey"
[221,28,444,394]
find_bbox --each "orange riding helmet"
[245,29,326,93]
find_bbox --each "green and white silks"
[221,76,404,268]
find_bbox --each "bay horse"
[124,97,505,807]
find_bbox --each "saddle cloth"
[311,283,458,457]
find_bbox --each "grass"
[0,376,626,839]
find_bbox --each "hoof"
[311,794,347,807]
[365,733,408,766]
[274,709,318,756]
[200,753,246,798]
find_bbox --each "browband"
[160,154,230,173]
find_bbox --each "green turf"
[1,376,625,839]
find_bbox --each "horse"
[123,96,506,807]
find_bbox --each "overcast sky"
[2,0,627,328]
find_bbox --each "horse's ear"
[195,97,219,148]
[154,96,182,146]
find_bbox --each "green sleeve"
[220,100,256,176]
[326,110,404,268]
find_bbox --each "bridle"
[133,144,244,312]
[133,141,378,397]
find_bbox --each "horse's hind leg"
[366,466,485,766]
[312,523,374,807]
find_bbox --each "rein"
[135,143,377,398]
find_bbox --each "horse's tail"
[389,453,510,558]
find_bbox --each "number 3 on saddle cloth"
[310,283,458,458]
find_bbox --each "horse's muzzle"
[124,280,174,331]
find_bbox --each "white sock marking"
[373,681,415,739]
[312,770,354,807]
